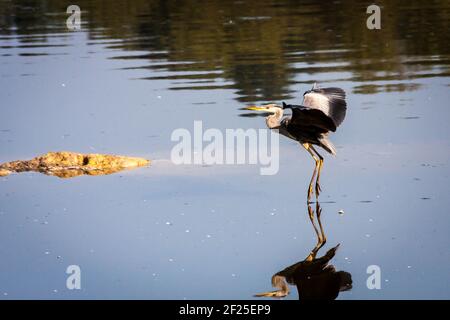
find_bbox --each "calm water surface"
[0,0,449,299]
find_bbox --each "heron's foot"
[315,182,322,197]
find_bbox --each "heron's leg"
[315,202,327,251]
[302,143,320,203]
[306,203,322,261]
[310,146,324,198]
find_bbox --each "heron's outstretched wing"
[302,86,347,128]
[283,103,337,133]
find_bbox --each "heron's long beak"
[245,105,266,111]
[254,290,289,298]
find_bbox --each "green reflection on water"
[1,0,449,101]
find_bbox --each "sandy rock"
[0,169,11,177]
[0,152,150,178]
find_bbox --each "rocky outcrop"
[0,152,150,178]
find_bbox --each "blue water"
[0,0,449,299]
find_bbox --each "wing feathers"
[285,105,337,132]
[302,87,347,127]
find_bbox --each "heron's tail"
[319,138,337,156]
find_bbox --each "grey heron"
[245,83,347,202]
[254,202,352,299]
[255,242,352,300]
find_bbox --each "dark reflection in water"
[255,202,352,300]
[1,0,450,102]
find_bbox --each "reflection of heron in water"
[244,83,347,202]
[255,202,352,300]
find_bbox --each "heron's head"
[244,103,282,114]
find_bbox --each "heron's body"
[264,105,337,155]
[254,203,352,299]
[245,83,347,202]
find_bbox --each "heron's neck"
[266,109,283,129]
